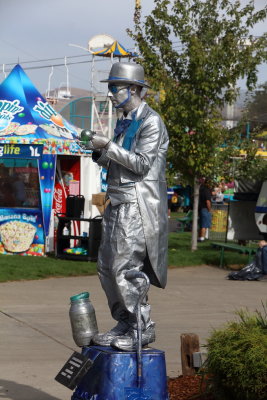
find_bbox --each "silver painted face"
[108,85,130,109]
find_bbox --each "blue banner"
[0,144,43,159]
[38,154,56,236]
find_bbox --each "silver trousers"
[97,201,153,330]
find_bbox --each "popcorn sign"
[0,99,24,132]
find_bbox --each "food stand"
[0,64,100,257]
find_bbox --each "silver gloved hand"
[77,140,95,151]
[77,129,96,150]
[91,134,110,150]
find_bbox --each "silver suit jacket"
[95,101,169,288]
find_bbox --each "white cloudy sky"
[0,0,155,93]
[0,0,266,94]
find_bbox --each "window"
[0,159,40,208]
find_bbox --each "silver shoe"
[92,320,130,346]
[111,325,156,351]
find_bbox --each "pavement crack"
[0,310,76,352]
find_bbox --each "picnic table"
[211,242,257,268]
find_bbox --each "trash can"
[66,195,85,218]
[87,216,102,260]
[210,203,229,241]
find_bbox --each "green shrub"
[204,302,267,400]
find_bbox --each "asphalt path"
[0,266,266,400]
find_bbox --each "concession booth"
[0,65,100,257]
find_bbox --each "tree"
[246,82,267,132]
[129,0,267,250]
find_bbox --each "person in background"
[167,187,174,218]
[0,167,16,207]
[258,240,267,276]
[212,183,224,204]
[228,239,267,280]
[198,178,212,242]
[12,173,26,206]
[220,180,228,193]
[258,215,267,278]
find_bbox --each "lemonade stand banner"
[0,208,45,256]
[0,64,86,155]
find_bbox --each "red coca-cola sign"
[53,184,66,214]
[52,159,80,215]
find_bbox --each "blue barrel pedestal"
[71,345,169,400]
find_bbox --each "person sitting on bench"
[228,240,267,281]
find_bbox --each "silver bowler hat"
[100,62,151,88]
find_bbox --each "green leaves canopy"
[129,0,267,184]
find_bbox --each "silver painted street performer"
[83,62,169,351]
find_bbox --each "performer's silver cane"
[125,270,150,391]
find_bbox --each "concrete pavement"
[0,266,266,400]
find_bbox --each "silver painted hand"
[91,134,110,149]
[76,139,94,150]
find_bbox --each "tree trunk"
[191,177,200,251]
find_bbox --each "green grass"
[0,254,97,282]
[0,232,253,282]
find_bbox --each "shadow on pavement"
[0,380,61,400]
